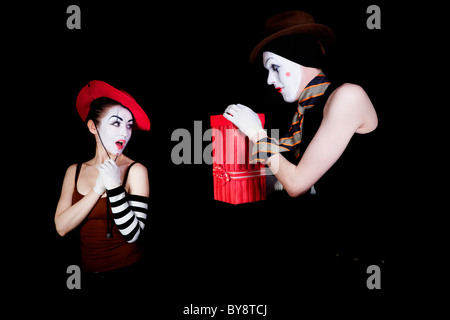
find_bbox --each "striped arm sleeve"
[107,185,149,243]
[250,136,290,164]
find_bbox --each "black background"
[4,0,427,316]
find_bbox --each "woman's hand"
[93,170,106,195]
[97,159,122,190]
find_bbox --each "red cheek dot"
[285,72,291,77]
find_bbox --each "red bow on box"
[213,166,231,183]
[213,165,266,184]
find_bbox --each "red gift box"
[210,114,266,204]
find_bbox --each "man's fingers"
[225,104,239,114]
[223,112,233,121]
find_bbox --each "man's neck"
[296,67,322,99]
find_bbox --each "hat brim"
[249,23,335,64]
[76,80,150,131]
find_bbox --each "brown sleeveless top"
[72,162,143,272]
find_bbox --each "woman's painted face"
[97,105,133,156]
[263,51,303,103]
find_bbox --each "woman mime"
[55,80,151,292]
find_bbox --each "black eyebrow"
[109,115,123,121]
[264,57,275,68]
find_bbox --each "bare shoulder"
[65,163,78,181]
[325,83,378,133]
[335,82,366,94]
[328,83,371,106]
[129,162,148,177]
[58,164,78,201]
[127,162,150,196]
[119,157,147,179]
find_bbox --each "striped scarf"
[251,72,330,163]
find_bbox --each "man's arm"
[266,83,377,197]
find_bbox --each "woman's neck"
[92,147,119,165]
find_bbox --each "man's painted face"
[263,51,303,103]
[97,105,133,156]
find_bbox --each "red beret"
[76,80,150,131]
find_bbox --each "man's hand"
[223,104,266,142]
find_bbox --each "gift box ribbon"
[213,165,266,183]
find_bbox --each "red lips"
[276,87,282,93]
[115,139,126,150]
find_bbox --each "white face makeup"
[263,51,303,103]
[97,105,133,157]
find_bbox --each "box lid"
[210,114,265,127]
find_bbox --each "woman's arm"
[100,161,149,243]
[266,84,377,197]
[54,164,102,236]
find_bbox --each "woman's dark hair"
[86,97,123,126]
[86,97,135,127]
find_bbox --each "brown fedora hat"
[249,11,335,63]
